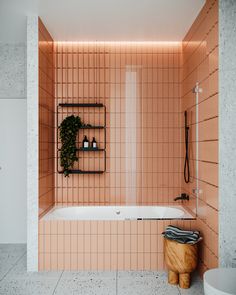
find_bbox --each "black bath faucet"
[174,193,189,201]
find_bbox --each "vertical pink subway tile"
[137,253,144,270]
[104,235,111,253]
[158,236,164,253]
[38,253,44,270]
[39,235,44,253]
[44,222,51,235]
[144,235,151,253]
[157,253,164,270]
[117,253,124,270]
[70,253,78,270]
[58,235,64,253]
[131,234,138,253]
[78,253,84,270]
[97,253,104,270]
[150,253,158,270]
[91,253,98,270]
[71,221,77,235]
[84,235,91,253]
[71,235,78,253]
[44,253,51,271]
[51,253,58,270]
[144,253,151,270]
[111,235,118,253]
[110,253,117,270]
[44,235,51,253]
[137,235,144,253]
[84,253,91,270]
[64,253,71,270]
[91,235,98,253]
[131,253,138,270]
[51,235,58,253]
[150,235,158,253]
[104,253,111,270]
[57,253,64,270]
[64,235,71,253]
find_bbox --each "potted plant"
[59,115,82,176]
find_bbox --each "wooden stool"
[164,238,198,289]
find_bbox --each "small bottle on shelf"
[91,137,97,149]
[82,135,89,148]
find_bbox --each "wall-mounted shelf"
[59,103,104,108]
[80,126,105,129]
[57,102,106,175]
[78,147,105,152]
[58,170,104,175]
[58,147,105,152]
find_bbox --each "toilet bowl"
[204,268,236,295]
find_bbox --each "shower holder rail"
[56,102,106,175]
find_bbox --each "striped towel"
[162,225,200,244]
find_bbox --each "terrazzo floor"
[0,244,204,295]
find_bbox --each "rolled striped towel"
[162,225,200,244]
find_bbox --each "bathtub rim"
[40,204,196,221]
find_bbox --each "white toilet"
[204,268,236,295]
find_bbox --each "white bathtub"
[42,205,194,220]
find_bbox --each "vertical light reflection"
[125,66,140,205]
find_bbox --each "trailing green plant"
[59,115,82,177]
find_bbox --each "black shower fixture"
[184,110,190,183]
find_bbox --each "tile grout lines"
[116,270,118,295]
[177,286,182,295]
[0,251,26,283]
[52,270,64,295]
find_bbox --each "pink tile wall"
[54,42,183,206]
[39,18,55,217]
[181,0,218,275]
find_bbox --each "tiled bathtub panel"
[38,219,197,271]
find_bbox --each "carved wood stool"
[164,238,198,289]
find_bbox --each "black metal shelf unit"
[57,102,106,175]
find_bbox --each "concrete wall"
[219,0,236,267]
[27,16,39,271]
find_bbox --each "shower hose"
[184,112,190,183]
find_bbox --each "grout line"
[177,286,182,295]
[0,250,27,282]
[116,270,118,295]
[52,270,64,295]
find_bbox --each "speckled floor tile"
[7,254,62,279]
[0,244,26,281]
[0,245,204,295]
[117,271,180,295]
[178,274,204,295]
[54,271,116,295]
[0,278,61,295]
[0,254,62,295]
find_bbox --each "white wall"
[0,43,27,243]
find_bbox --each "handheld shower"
[184,110,190,183]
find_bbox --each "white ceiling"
[0,0,205,42]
